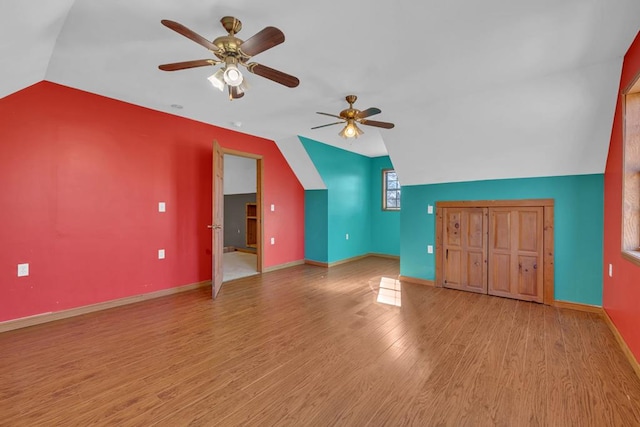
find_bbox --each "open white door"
[212,141,224,298]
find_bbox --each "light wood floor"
[1,257,640,426]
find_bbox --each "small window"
[383,169,401,210]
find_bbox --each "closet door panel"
[445,248,463,288]
[442,207,488,293]
[518,255,540,298]
[443,209,463,289]
[518,210,539,252]
[489,207,543,302]
[492,211,511,250]
[490,253,511,294]
[466,251,485,291]
[488,209,515,299]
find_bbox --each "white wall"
[224,155,256,195]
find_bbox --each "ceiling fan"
[312,95,395,138]
[159,16,299,100]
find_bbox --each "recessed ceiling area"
[1,0,639,186]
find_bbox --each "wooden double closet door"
[436,200,554,304]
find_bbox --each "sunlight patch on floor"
[374,276,402,307]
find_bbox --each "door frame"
[435,199,555,305]
[220,147,264,273]
[212,141,224,298]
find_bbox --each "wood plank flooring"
[1,257,639,426]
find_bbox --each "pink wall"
[0,82,304,322]
[603,32,640,361]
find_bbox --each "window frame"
[382,169,401,211]
[622,72,640,266]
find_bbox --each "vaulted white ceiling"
[2,0,639,186]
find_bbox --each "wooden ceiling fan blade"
[158,59,218,71]
[311,121,344,130]
[356,107,382,119]
[246,63,299,88]
[360,119,395,129]
[161,19,220,53]
[316,112,343,120]
[239,27,285,57]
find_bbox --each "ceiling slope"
[0,0,76,99]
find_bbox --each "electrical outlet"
[158,202,166,212]
[17,263,29,277]
[609,263,613,277]
[271,204,275,212]
[346,233,349,240]
[270,237,275,245]
[158,249,165,259]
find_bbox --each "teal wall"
[370,156,400,256]
[304,190,329,263]
[301,137,401,263]
[400,174,604,305]
[302,137,372,263]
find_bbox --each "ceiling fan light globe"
[340,120,363,139]
[208,69,225,91]
[223,65,244,87]
[339,126,348,138]
[345,126,356,138]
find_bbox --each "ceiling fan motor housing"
[213,35,247,61]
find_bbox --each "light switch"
[158,202,166,212]
[17,263,29,277]
[271,204,275,212]
[270,237,275,245]
[427,205,433,214]
[427,245,433,254]
[158,249,165,259]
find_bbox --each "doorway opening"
[222,153,261,281]
[214,140,263,299]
